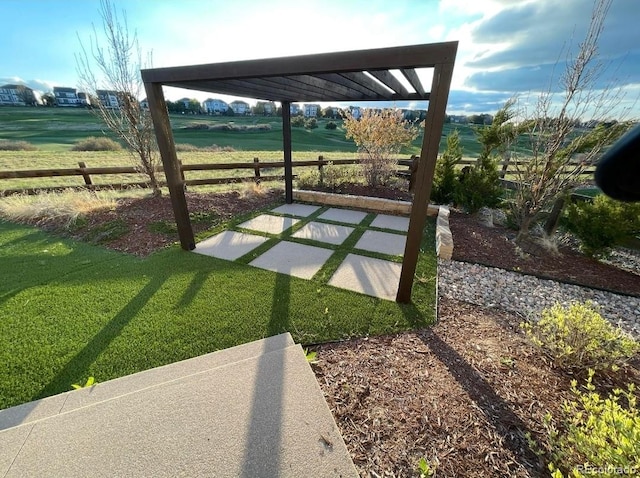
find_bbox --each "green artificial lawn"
[0,214,436,410]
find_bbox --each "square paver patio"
[354,230,406,256]
[317,208,368,225]
[291,221,354,245]
[193,231,268,261]
[237,214,300,235]
[271,203,321,217]
[370,214,410,232]
[328,253,402,300]
[249,241,333,279]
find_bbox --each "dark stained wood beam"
[143,82,195,251]
[286,75,365,100]
[397,54,457,302]
[282,101,293,203]
[141,42,458,84]
[340,72,394,99]
[401,68,426,96]
[368,70,409,96]
[315,73,378,97]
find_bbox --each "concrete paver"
[193,231,268,261]
[317,207,368,225]
[271,203,321,217]
[355,230,407,256]
[249,241,333,279]
[237,214,299,235]
[0,334,358,478]
[328,253,402,300]
[291,221,354,245]
[370,214,410,232]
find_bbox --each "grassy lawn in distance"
[0,214,436,410]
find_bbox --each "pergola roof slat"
[368,70,410,96]
[340,72,394,99]
[401,68,426,96]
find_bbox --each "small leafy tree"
[431,129,462,204]
[505,0,632,243]
[77,0,161,196]
[343,108,419,187]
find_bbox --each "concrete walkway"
[195,204,409,301]
[0,334,358,478]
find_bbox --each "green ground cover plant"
[544,371,640,478]
[521,302,639,373]
[0,211,436,410]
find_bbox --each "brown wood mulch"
[19,189,640,477]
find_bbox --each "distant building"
[290,103,301,116]
[53,86,87,107]
[96,90,120,108]
[230,100,250,115]
[254,101,275,116]
[140,98,149,109]
[348,106,362,119]
[303,104,320,118]
[203,98,228,115]
[0,84,39,106]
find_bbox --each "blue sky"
[1,0,638,117]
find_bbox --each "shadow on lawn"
[35,272,168,401]
[240,271,290,477]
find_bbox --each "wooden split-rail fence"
[0,155,596,196]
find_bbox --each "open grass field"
[0,210,437,409]
[0,106,485,154]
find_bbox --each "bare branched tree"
[507,0,633,243]
[76,0,161,197]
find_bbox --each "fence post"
[177,160,187,191]
[408,155,419,193]
[77,162,93,185]
[500,152,510,179]
[318,155,324,186]
[253,157,261,184]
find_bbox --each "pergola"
[141,41,457,303]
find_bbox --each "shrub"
[343,108,419,187]
[453,158,502,213]
[71,136,122,151]
[325,121,337,130]
[296,169,321,189]
[431,130,462,204]
[304,118,318,129]
[291,116,306,127]
[521,302,639,372]
[321,163,358,189]
[564,195,640,257]
[0,140,37,151]
[543,370,640,478]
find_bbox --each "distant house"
[348,106,362,119]
[177,97,191,110]
[254,100,275,116]
[96,90,120,109]
[290,103,301,116]
[0,84,38,106]
[322,106,341,119]
[203,98,228,115]
[140,98,149,109]
[53,86,87,107]
[303,104,320,118]
[230,100,250,115]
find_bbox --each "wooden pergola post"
[143,82,195,250]
[282,101,293,204]
[396,61,455,302]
